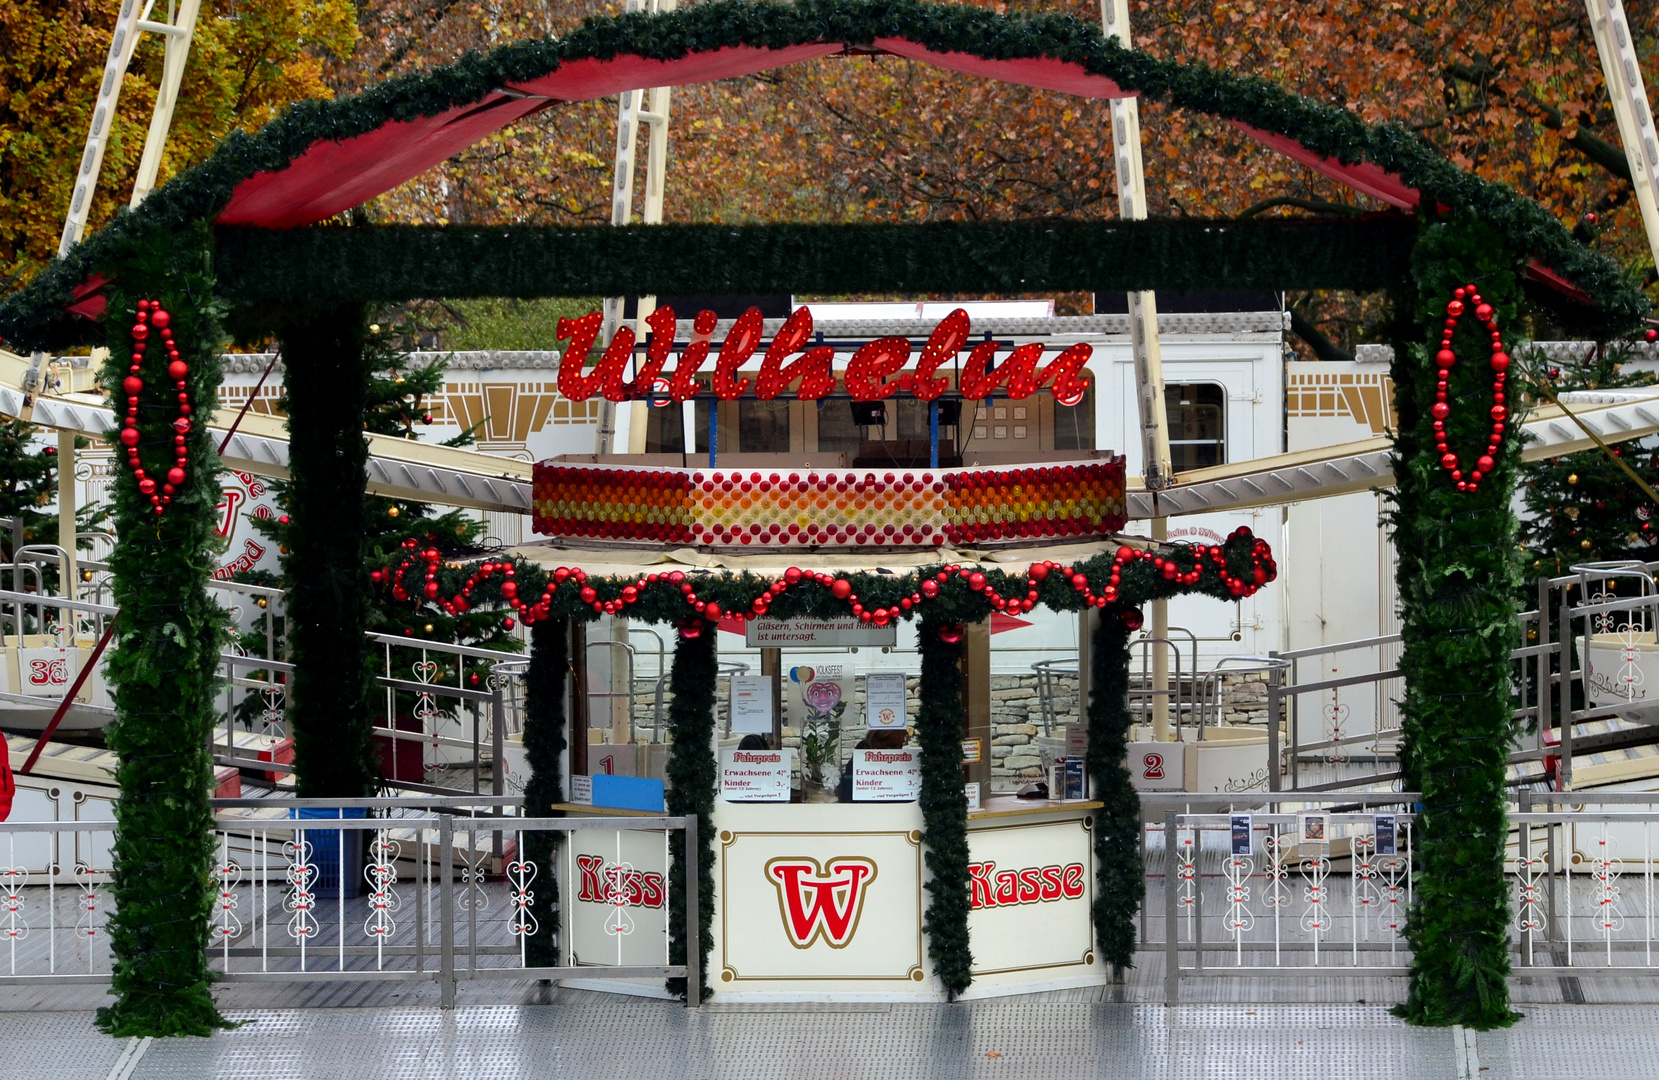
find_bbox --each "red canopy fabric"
[1230,122,1420,210]
[212,40,1420,232]
[219,94,548,228]
[870,38,1131,99]
[508,43,844,101]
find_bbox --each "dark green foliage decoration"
[244,320,512,703]
[0,0,1642,350]
[1389,218,1527,1030]
[1518,342,1659,574]
[914,617,972,996]
[0,418,57,519]
[276,303,379,798]
[664,625,717,1001]
[95,222,229,1037]
[1087,611,1140,974]
[0,420,108,575]
[521,617,568,967]
[209,218,1415,309]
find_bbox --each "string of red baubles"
[1433,284,1510,493]
[374,532,1276,637]
[118,300,193,515]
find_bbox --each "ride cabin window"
[1165,383,1225,470]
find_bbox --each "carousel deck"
[5,984,1659,1079]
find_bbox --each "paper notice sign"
[852,748,921,801]
[570,775,593,805]
[721,748,794,802]
[865,672,908,730]
[730,675,775,734]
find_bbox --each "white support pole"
[1102,0,1174,739]
[599,0,677,456]
[1585,0,1659,276]
[129,0,203,208]
[57,428,77,603]
[60,0,150,255]
[1101,0,1173,492]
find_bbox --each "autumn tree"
[0,0,355,285]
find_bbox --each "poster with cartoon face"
[787,664,848,730]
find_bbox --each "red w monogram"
[764,856,878,949]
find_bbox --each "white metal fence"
[0,797,701,1007]
[1142,792,1659,1003]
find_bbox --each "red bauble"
[937,624,964,644]
[703,601,722,621]
[679,621,702,639]
[831,579,853,600]
[921,579,939,598]
[166,467,185,487]
[119,427,140,447]
[167,360,188,381]
[1120,608,1145,631]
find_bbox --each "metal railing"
[1141,790,1659,1003]
[0,796,701,1007]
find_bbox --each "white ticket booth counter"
[708,796,1106,1001]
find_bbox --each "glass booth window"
[738,399,792,452]
[1054,381,1095,452]
[643,401,711,454]
[1165,383,1225,469]
[815,400,863,454]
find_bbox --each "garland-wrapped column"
[97,223,228,1035]
[665,622,716,1000]
[1086,608,1140,974]
[278,304,379,797]
[522,617,568,966]
[1391,219,1524,1028]
[916,617,973,996]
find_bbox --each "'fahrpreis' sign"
[721,747,794,802]
[852,749,922,802]
[554,305,1092,405]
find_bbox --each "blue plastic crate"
[290,807,367,899]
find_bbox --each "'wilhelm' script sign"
[555,306,1092,405]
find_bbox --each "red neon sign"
[554,306,1091,405]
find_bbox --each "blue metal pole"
[929,401,939,470]
[707,401,718,470]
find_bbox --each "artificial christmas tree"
[1519,341,1659,574]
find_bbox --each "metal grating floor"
[12,993,1659,1079]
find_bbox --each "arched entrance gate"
[0,0,1645,1034]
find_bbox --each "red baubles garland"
[1432,284,1510,493]
[372,527,1277,632]
[120,300,192,516]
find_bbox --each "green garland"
[1389,218,1526,1029]
[0,0,1641,349]
[521,617,568,967]
[95,223,229,1037]
[1086,611,1140,974]
[210,218,1414,308]
[277,304,380,798]
[404,536,1272,629]
[663,626,717,1001]
[914,617,972,996]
